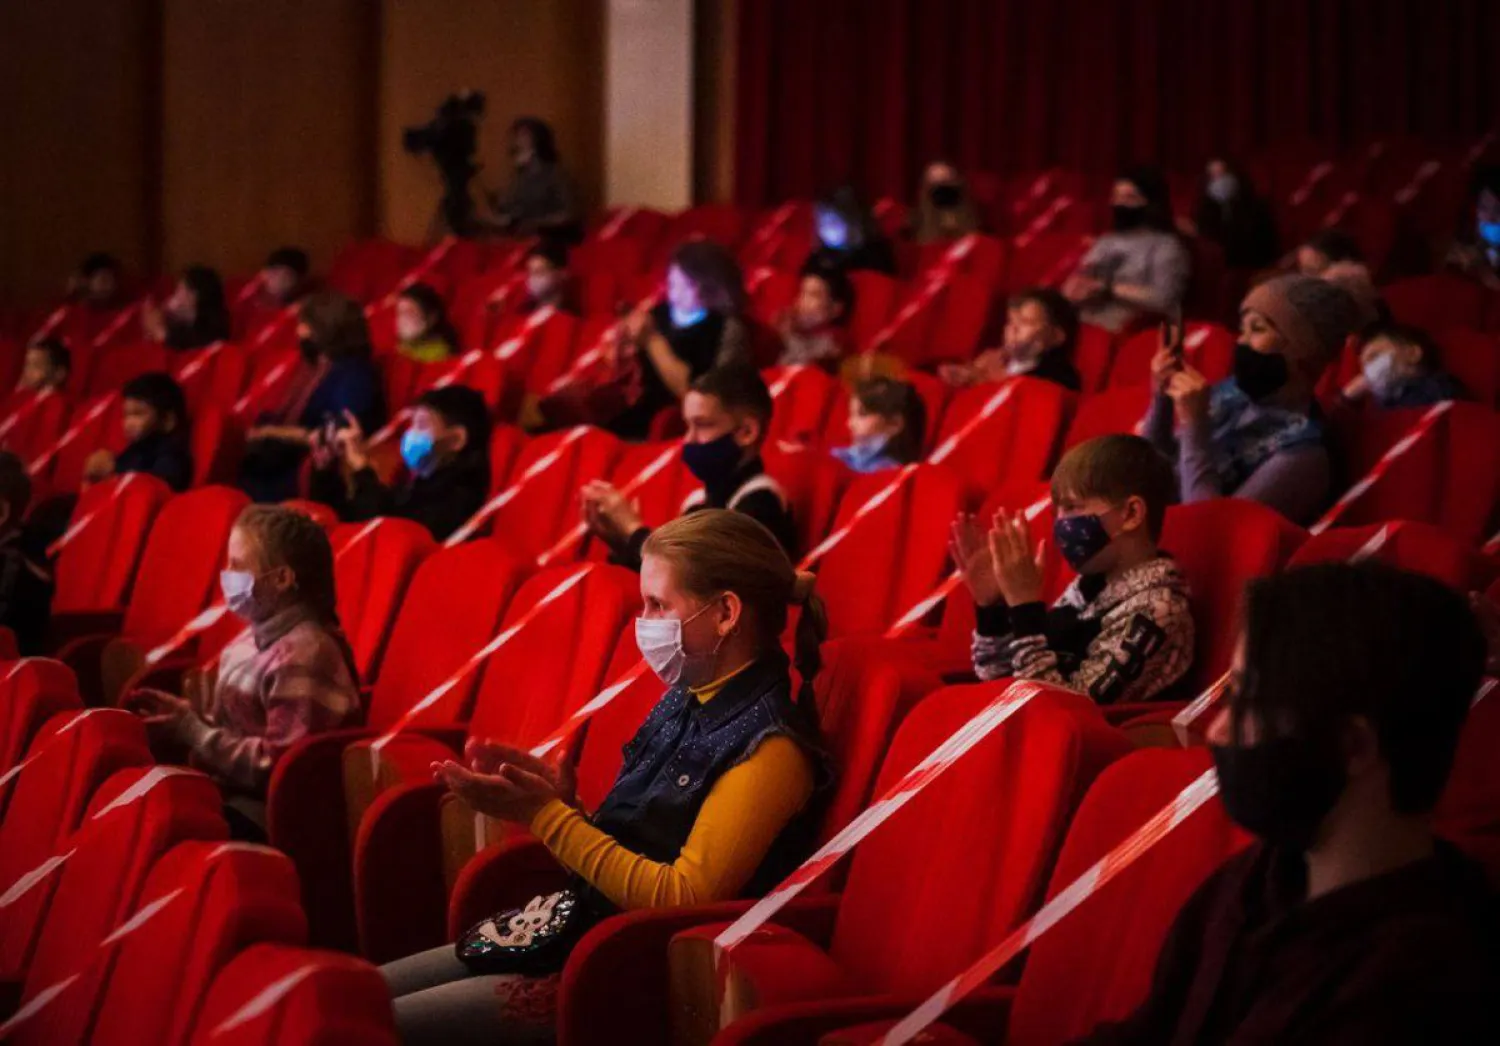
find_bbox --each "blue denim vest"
[584,653,831,911]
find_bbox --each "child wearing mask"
[0,452,52,656]
[309,386,491,543]
[395,283,460,364]
[1144,274,1359,526]
[1076,562,1497,1044]
[776,265,854,371]
[832,377,926,473]
[83,371,194,492]
[127,505,361,840]
[939,288,1082,391]
[911,160,982,245]
[1063,167,1190,333]
[1341,324,1467,409]
[582,363,796,568]
[143,264,232,351]
[951,434,1194,705]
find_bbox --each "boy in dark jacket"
[84,371,194,492]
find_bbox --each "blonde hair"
[642,510,825,715]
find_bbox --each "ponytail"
[789,571,827,719]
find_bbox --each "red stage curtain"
[734,0,1500,205]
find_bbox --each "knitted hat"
[1242,274,1360,369]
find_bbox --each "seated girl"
[127,505,362,839]
[395,282,460,363]
[381,510,833,1043]
[143,264,232,351]
[832,377,926,473]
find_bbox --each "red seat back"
[764,365,840,445]
[1073,323,1118,394]
[0,659,80,776]
[1432,327,1500,409]
[1435,685,1500,867]
[365,542,531,732]
[0,390,69,470]
[174,342,250,422]
[828,684,1131,996]
[52,473,173,613]
[330,519,436,684]
[86,341,170,398]
[761,442,850,560]
[816,465,961,638]
[43,392,127,496]
[846,272,898,352]
[1382,274,1493,332]
[931,378,1076,504]
[1062,384,1150,450]
[572,632,667,813]
[1109,323,1235,389]
[583,442,698,563]
[1289,520,1476,590]
[489,427,621,559]
[1008,748,1249,1046]
[190,404,246,486]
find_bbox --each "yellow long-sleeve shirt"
[529,666,815,910]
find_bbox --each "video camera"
[403,90,487,235]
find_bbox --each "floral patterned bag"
[454,890,591,975]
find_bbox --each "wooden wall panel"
[379,0,604,243]
[160,0,377,280]
[0,0,154,307]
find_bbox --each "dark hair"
[1303,228,1363,265]
[852,377,926,464]
[299,291,373,361]
[525,239,570,270]
[265,247,310,278]
[27,337,71,376]
[799,264,855,327]
[180,265,229,327]
[1365,322,1441,372]
[1239,562,1485,814]
[0,451,32,524]
[416,385,492,466]
[1009,286,1080,356]
[670,240,748,317]
[398,282,460,351]
[1118,165,1175,232]
[1050,434,1176,540]
[80,252,120,277]
[511,117,559,164]
[690,363,774,432]
[122,371,189,431]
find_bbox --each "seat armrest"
[47,609,126,649]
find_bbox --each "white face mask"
[1362,351,1401,395]
[396,316,426,343]
[635,601,719,687]
[220,570,258,618]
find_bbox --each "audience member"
[940,287,1081,391]
[1443,165,1500,290]
[239,291,386,503]
[83,371,193,492]
[953,434,1194,704]
[1064,166,1190,332]
[127,505,361,840]
[1144,274,1358,526]
[395,282,460,363]
[1341,324,1467,409]
[1078,562,1497,1044]
[68,252,125,312]
[309,386,490,542]
[1187,156,1279,270]
[910,160,982,245]
[582,364,795,568]
[1296,227,1363,277]
[804,187,898,276]
[15,338,70,395]
[0,452,52,656]
[519,240,578,314]
[776,265,854,371]
[384,509,832,1041]
[596,240,752,440]
[144,264,232,351]
[259,247,311,306]
[489,117,581,242]
[832,377,925,473]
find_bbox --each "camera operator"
[404,90,487,237]
[488,117,581,243]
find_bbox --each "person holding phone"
[1143,274,1359,526]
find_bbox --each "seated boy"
[582,362,796,569]
[308,386,491,543]
[0,452,53,655]
[1341,323,1467,409]
[951,433,1193,704]
[83,371,194,492]
[777,265,854,371]
[1078,562,1497,1043]
[16,338,71,395]
[517,240,578,315]
[939,287,1082,391]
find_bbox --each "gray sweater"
[1078,230,1191,333]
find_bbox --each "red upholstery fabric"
[488,427,621,559]
[509,311,583,395]
[85,341,169,397]
[487,423,527,492]
[765,365,841,446]
[846,272,898,354]
[916,235,1009,289]
[1382,275,1495,333]
[0,659,80,778]
[40,392,127,497]
[877,275,993,368]
[583,442,698,563]
[1432,327,1499,409]
[763,440,851,556]
[1289,520,1476,590]
[1109,322,1235,389]
[174,342,250,423]
[0,390,69,473]
[1061,384,1150,450]
[1073,323,1118,395]
[329,518,435,684]
[1435,684,1500,875]
[279,498,341,531]
[51,473,173,614]
[187,944,397,1046]
[816,464,960,637]
[930,377,1075,504]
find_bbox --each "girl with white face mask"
[391,511,833,1043]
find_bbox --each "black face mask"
[1232,342,1291,402]
[681,431,743,486]
[1112,204,1148,232]
[1211,735,1347,852]
[298,337,321,363]
[929,183,963,209]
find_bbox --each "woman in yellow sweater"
[382,510,833,1042]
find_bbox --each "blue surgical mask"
[401,428,436,473]
[831,435,892,474]
[669,304,708,329]
[1478,220,1500,247]
[816,215,849,250]
[1053,513,1113,572]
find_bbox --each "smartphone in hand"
[1160,312,1185,365]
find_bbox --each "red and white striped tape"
[598,208,639,242]
[1308,400,1451,536]
[366,565,595,775]
[174,340,225,384]
[494,305,559,363]
[234,356,295,416]
[1288,161,1334,208]
[91,301,143,350]
[1393,160,1443,206]
[530,660,652,760]
[386,237,457,308]
[445,428,589,547]
[0,387,57,445]
[25,390,117,478]
[47,472,135,557]
[1482,527,1500,558]
[234,272,267,306]
[537,442,681,567]
[1012,195,1076,250]
[31,305,70,341]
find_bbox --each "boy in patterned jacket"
[951,434,1195,704]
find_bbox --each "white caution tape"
[537,442,680,566]
[210,963,320,1036]
[1308,401,1451,535]
[445,428,589,546]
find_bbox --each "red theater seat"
[765,365,841,446]
[483,427,621,559]
[1289,520,1476,590]
[1382,274,1494,332]
[1108,322,1235,389]
[1062,384,1151,449]
[329,518,435,683]
[0,659,80,778]
[929,378,1075,505]
[49,473,173,615]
